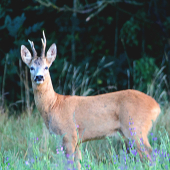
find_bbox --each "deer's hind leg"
[135,135,152,161]
[120,123,152,161]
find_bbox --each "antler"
[41,30,46,57]
[28,39,37,58]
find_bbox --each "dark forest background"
[0,0,170,115]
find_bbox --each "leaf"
[0,5,5,19]
[5,13,26,37]
[25,22,44,36]
[5,15,11,25]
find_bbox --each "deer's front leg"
[63,133,81,169]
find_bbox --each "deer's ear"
[21,45,32,67]
[46,43,57,67]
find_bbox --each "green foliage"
[0,5,5,20]
[25,22,44,36]
[164,16,170,31]
[133,55,158,92]
[120,17,141,46]
[4,13,26,37]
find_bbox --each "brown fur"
[33,72,160,169]
[21,35,160,169]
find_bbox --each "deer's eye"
[30,67,34,71]
[45,66,48,70]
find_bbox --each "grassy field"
[0,104,170,170]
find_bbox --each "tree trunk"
[1,54,8,112]
[19,59,24,113]
[72,0,77,63]
[25,66,31,116]
[114,8,119,58]
[142,23,145,55]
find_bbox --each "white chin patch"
[36,80,44,85]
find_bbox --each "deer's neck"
[32,74,58,115]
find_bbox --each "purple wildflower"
[129,122,133,126]
[31,158,34,163]
[129,140,135,148]
[154,149,158,153]
[152,137,157,141]
[67,160,74,164]
[25,161,29,165]
[140,138,144,145]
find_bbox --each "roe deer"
[20,31,160,169]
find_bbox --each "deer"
[20,31,160,169]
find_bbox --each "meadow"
[0,105,170,170]
[1,63,170,170]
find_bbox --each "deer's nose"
[35,75,44,81]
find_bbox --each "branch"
[112,4,154,24]
[35,0,101,13]
[85,0,143,22]
[109,0,143,5]
[35,0,144,22]
[35,0,144,14]
[86,3,107,22]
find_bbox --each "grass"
[0,104,170,170]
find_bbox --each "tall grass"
[0,60,170,169]
[0,111,170,169]
[54,57,114,96]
